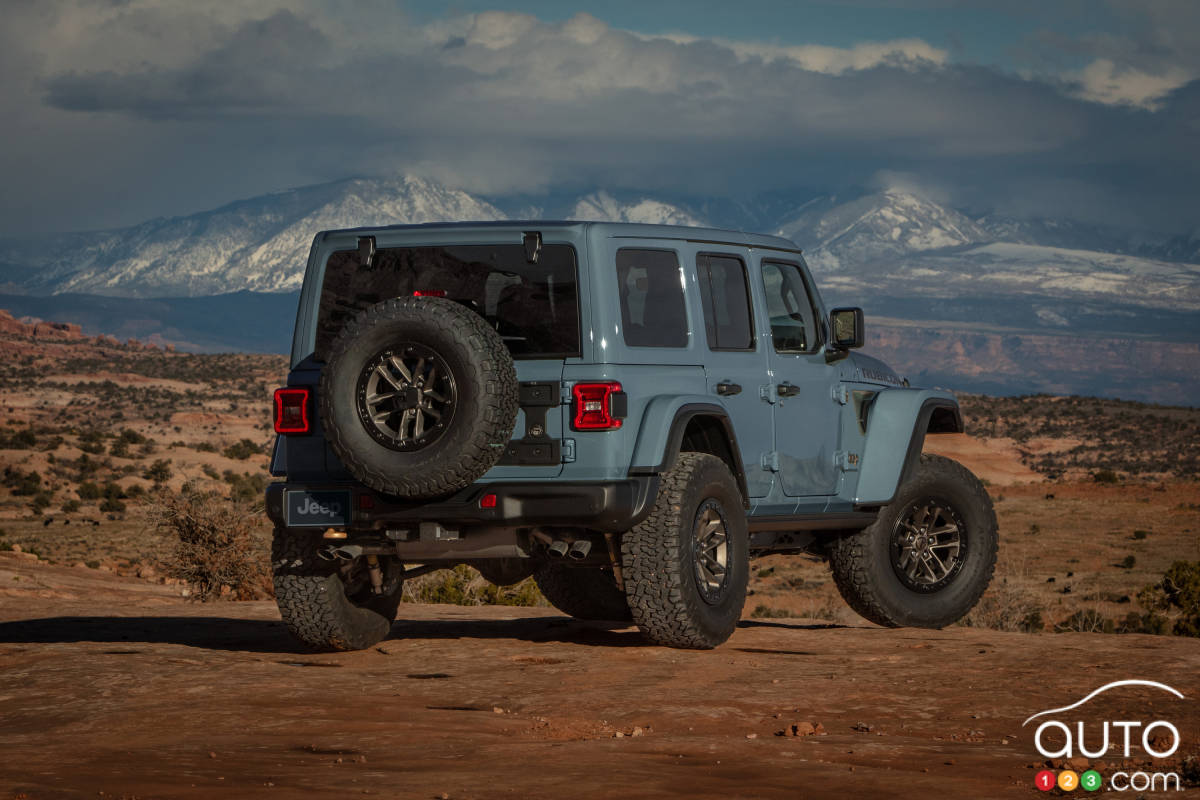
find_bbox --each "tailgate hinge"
[761,451,780,472]
[834,450,860,471]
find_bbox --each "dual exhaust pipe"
[546,539,592,561]
[317,544,364,562]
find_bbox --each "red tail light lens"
[572,382,625,430]
[273,388,310,434]
[413,289,447,297]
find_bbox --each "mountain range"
[0,174,1197,403]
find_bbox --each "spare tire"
[320,296,518,498]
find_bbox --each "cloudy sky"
[2,0,1197,236]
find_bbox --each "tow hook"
[366,554,384,595]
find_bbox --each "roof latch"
[357,236,376,268]
[523,231,541,264]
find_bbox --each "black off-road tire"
[533,563,633,622]
[621,452,749,649]
[271,528,403,651]
[828,454,997,628]
[320,296,518,499]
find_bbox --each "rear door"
[693,250,775,498]
[758,258,841,497]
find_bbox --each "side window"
[761,260,819,353]
[696,254,755,351]
[616,248,688,348]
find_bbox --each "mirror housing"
[829,307,864,350]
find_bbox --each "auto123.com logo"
[1025,680,1187,793]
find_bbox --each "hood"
[845,352,906,387]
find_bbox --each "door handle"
[716,382,742,396]
[777,382,800,398]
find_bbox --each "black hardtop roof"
[318,219,802,253]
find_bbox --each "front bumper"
[265,477,660,533]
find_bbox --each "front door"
[758,258,841,497]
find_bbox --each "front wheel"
[621,452,749,649]
[828,454,997,628]
[271,529,404,651]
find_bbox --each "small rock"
[746,733,757,739]
[493,706,504,714]
[1066,757,1089,771]
[814,723,826,735]
[631,727,643,737]
[10,544,21,553]
[852,722,873,732]
[614,731,624,738]
[357,755,367,763]
[208,751,217,759]
[335,757,343,764]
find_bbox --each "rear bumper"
[265,477,660,533]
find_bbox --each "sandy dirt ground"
[1,555,1197,800]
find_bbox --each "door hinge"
[834,450,859,471]
[761,451,780,472]
[561,438,576,463]
[759,384,777,404]
[832,385,850,405]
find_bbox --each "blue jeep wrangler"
[266,221,997,650]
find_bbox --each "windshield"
[315,244,581,360]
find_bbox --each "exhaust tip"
[547,540,569,559]
[568,540,592,560]
[316,547,338,561]
[331,544,364,561]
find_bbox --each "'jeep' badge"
[286,490,351,527]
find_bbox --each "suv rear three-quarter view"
[266,221,997,651]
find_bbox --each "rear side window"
[761,260,819,353]
[315,244,580,359]
[696,253,754,351]
[616,248,688,348]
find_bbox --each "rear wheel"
[533,563,632,621]
[828,454,997,628]
[621,453,748,649]
[271,529,403,651]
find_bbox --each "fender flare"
[629,399,750,507]
[854,390,963,506]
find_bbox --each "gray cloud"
[2,3,1197,236]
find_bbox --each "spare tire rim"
[889,496,967,593]
[692,500,730,604]
[355,343,457,452]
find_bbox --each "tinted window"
[761,260,818,353]
[316,244,580,359]
[697,254,754,351]
[616,248,688,348]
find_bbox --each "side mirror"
[829,307,864,350]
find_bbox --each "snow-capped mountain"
[571,191,705,226]
[1,176,505,297]
[778,190,993,270]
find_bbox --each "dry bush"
[148,487,273,601]
[402,564,545,607]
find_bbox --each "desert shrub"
[99,497,126,514]
[77,481,101,500]
[1139,561,1200,637]
[1114,611,1171,635]
[193,442,217,453]
[963,576,1045,633]
[143,459,173,485]
[3,467,42,495]
[148,488,273,602]
[202,464,221,480]
[30,491,52,511]
[1092,469,1119,484]
[1055,608,1114,634]
[750,604,793,619]
[77,430,106,455]
[222,438,261,460]
[1132,529,1150,540]
[402,564,544,607]
[222,470,268,503]
[1119,555,1136,569]
[61,499,80,513]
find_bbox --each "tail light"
[413,289,446,297]
[571,382,626,431]
[273,388,311,434]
